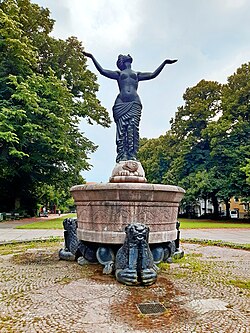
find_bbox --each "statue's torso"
[116,69,141,104]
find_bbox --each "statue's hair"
[116,54,133,70]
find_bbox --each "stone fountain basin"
[70,183,185,244]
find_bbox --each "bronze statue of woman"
[83,52,177,163]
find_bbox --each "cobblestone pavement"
[0,242,249,333]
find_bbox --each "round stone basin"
[70,183,185,244]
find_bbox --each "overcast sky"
[34,0,250,183]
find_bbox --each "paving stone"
[186,298,229,314]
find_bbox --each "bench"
[5,213,13,220]
[4,213,20,220]
[14,213,20,220]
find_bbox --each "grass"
[15,213,76,229]
[0,237,63,255]
[181,238,250,250]
[161,253,218,280]
[164,252,250,292]
[14,215,250,230]
[228,279,250,290]
[179,218,250,229]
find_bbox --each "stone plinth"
[109,160,147,183]
[70,183,185,244]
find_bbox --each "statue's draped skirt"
[113,101,142,163]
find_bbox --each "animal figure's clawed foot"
[116,268,139,286]
[96,246,115,274]
[140,268,157,286]
[103,261,114,275]
[77,256,90,266]
[59,249,75,261]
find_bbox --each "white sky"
[33,0,250,183]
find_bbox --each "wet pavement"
[0,242,249,332]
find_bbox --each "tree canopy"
[0,0,111,214]
[139,64,250,218]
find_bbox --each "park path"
[0,214,67,244]
[0,214,249,244]
[181,228,250,244]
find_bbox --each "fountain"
[60,52,185,286]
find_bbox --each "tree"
[242,160,250,185]
[138,133,177,184]
[164,80,222,216]
[206,63,250,215]
[138,65,250,218]
[0,0,111,214]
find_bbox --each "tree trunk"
[204,197,207,215]
[211,194,219,218]
[225,200,230,219]
[15,197,21,210]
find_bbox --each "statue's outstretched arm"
[83,52,119,80]
[137,59,177,81]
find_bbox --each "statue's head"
[116,54,133,70]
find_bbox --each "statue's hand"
[165,59,178,64]
[83,51,93,59]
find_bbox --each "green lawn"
[15,215,250,230]
[179,218,250,229]
[16,213,76,229]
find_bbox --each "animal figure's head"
[125,223,149,244]
[63,218,78,231]
[122,161,138,173]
